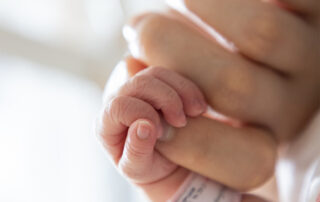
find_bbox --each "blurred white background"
[0,0,165,202]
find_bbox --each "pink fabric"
[317,193,320,202]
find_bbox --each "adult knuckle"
[244,10,281,57]
[139,14,174,52]
[140,13,168,37]
[215,67,256,112]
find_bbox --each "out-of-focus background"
[0,1,165,202]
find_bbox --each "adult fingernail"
[137,121,152,140]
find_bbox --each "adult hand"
[123,0,320,193]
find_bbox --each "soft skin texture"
[98,0,320,201]
[98,63,208,201]
[126,58,277,191]
[156,116,276,191]
[98,60,271,201]
[126,13,320,142]
[121,0,320,196]
[242,195,268,202]
[182,0,318,73]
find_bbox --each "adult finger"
[156,116,277,191]
[168,0,318,75]
[124,13,305,140]
[126,56,147,77]
[241,194,269,202]
[97,95,162,163]
[275,0,320,14]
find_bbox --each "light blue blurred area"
[0,0,164,201]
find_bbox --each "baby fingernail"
[178,111,187,126]
[200,100,207,111]
[137,121,151,140]
[195,100,204,112]
[193,99,207,113]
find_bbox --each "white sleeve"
[277,110,320,202]
[168,172,241,202]
[307,161,320,202]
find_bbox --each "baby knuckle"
[162,91,181,110]
[178,78,197,96]
[119,163,142,179]
[107,96,129,122]
[147,66,172,79]
[159,161,176,176]
[126,143,148,159]
[147,66,165,75]
[131,74,152,91]
[166,87,179,99]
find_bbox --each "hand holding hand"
[97,63,207,201]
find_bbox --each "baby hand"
[96,65,207,200]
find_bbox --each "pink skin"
[98,64,269,201]
[98,66,207,185]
